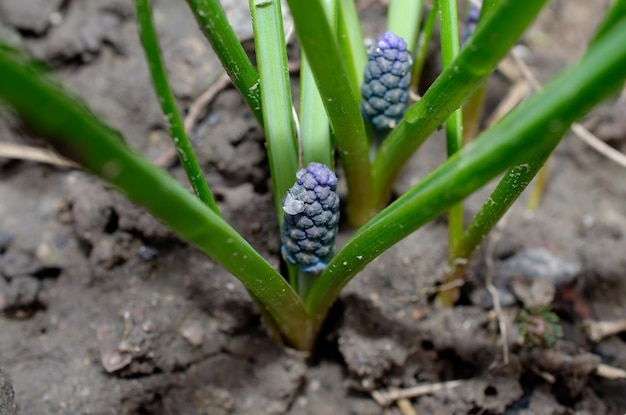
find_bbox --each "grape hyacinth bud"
[361,31,413,130]
[281,162,340,275]
[461,0,482,45]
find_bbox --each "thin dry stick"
[160,60,303,170]
[583,318,626,342]
[397,398,417,415]
[183,73,231,133]
[571,123,626,168]
[371,380,464,407]
[484,212,512,366]
[387,387,418,415]
[0,141,79,168]
[596,363,626,379]
[510,50,626,169]
[183,61,302,137]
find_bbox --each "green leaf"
[0,44,313,352]
[337,0,367,97]
[249,0,299,223]
[300,0,336,168]
[185,0,264,127]
[372,0,550,209]
[286,0,373,226]
[134,0,219,214]
[306,18,626,334]
[388,0,423,51]
[437,0,464,257]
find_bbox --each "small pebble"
[496,248,580,287]
[0,275,42,314]
[136,245,158,261]
[0,232,12,254]
[0,250,42,277]
[180,321,204,347]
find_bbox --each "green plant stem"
[300,0,336,168]
[437,151,550,306]
[249,0,299,223]
[480,0,499,22]
[300,55,332,168]
[134,0,220,215]
[591,0,626,45]
[286,0,373,226]
[461,0,488,143]
[338,0,367,96]
[388,0,422,51]
[526,162,549,212]
[306,19,626,335]
[0,46,314,351]
[462,81,488,142]
[185,0,263,127]
[411,5,437,91]
[438,0,464,260]
[372,0,550,210]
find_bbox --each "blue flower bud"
[361,32,413,130]
[281,162,339,275]
[462,0,482,45]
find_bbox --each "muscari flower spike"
[361,31,413,130]
[461,0,482,45]
[281,162,339,275]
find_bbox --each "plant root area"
[1,0,625,414]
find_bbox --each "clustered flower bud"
[281,162,339,275]
[462,0,482,45]
[361,31,413,130]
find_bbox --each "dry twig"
[596,363,626,380]
[583,319,626,343]
[484,231,510,366]
[0,141,79,168]
[372,380,463,407]
[509,50,626,169]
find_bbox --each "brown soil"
[1,0,625,414]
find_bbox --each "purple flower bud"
[361,32,413,130]
[281,162,339,275]
[462,0,482,45]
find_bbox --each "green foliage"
[1,0,625,352]
[518,307,563,348]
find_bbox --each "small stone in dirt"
[496,248,581,287]
[0,368,17,415]
[0,275,42,317]
[0,232,12,255]
[0,0,64,34]
[96,324,132,373]
[192,385,234,415]
[180,321,204,347]
[474,248,581,308]
[510,277,556,309]
[0,249,42,277]
[136,245,158,261]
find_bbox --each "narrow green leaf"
[249,0,299,223]
[185,0,264,127]
[437,0,464,257]
[411,4,437,88]
[373,0,550,209]
[437,150,549,306]
[286,0,374,226]
[388,0,423,51]
[590,0,626,45]
[300,0,336,168]
[0,45,312,352]
[307,19,626,333]
[134,0,219,215]
[338,0,367,97]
